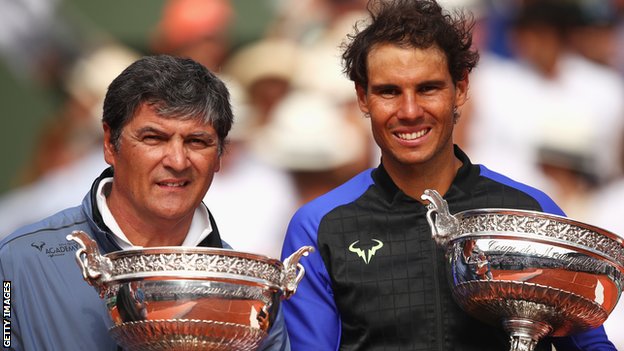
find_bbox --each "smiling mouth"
[396,129,429,141]
[158,181,189,187]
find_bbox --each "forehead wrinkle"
[132,121,216,137]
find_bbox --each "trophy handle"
[421,189,460,246]
[66,230,113,297]
[281,246,315,299]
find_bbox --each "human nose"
[397,93,424,120]
[162,140,190,171]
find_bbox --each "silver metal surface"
[422,189,624,351]
[67,231,313,351]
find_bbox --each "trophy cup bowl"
[66,230,314,351]
[421,190,624,351]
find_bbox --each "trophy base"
[109,319,267,351]
[504,318,551,351]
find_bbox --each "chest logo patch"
[31,241,46,251]
[348,239,384,264]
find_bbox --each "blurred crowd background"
[0,0,624,347]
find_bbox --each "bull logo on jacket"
[31,241,46,252]
[348,239,384,264]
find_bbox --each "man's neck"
[105,191,192,247]
[112,207,192,247]
[383,149,462,201]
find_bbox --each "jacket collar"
[371,145,477,203]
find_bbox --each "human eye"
[418,85,436,94]
[141,133,165,145]
[382,88,400,98]
[187,135,217,149]
[135,127,168,145]
[418,82,444,94]
[373,85,400,98]
[188,138,208,148]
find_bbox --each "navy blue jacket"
[281,146,615,351]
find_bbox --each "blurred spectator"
[293,39,378,172]
[251,90,368,206]
[565,0,621,69]
[267,0,367,44]
[150,0,234,72]
[0,146,108,238]
[16,43,139,184]
[0,0,108,192]
[462,0,624,193]
[223,37,301,127]
[202,79,298,258]
[0,0,82,86]
[535,115,600,221]
[616,0,624,76]
[0,42,138,237]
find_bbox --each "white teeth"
[397,129,428,140]
[162,182,185,187]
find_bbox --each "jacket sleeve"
[257,304,290,351]
[551,325,616,350]
[280,208,341,351]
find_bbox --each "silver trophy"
[66,230,314,351]
[421,189,624,351]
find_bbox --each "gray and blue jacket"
[0,168,289,351]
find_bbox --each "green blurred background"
[0,0,272,196]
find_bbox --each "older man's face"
[104,103,221,225]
